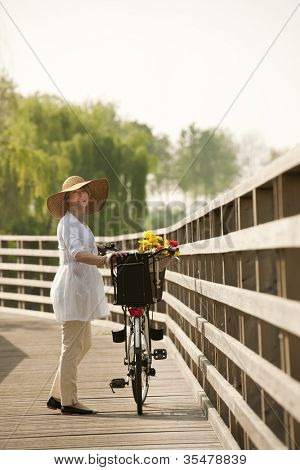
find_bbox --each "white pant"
[50,321,92,406]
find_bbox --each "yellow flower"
[144,230,153,239]
[149,234,158,241]
[137,230,180,256]
[152,235,163,242]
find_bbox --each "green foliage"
[176,123,240,198]
[0,76,240,237]
[0,76,164,235]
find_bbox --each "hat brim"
[47,178,109,219]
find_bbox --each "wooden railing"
[1,145,300,450]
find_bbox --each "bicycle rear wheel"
[128,316,151,409]
[134,350,143,415]
[141,314,151,404]
[132,316,143,415]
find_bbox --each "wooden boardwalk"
[0,312,223,450]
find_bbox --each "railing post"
[0,239,3,307]
[39,239,44,312]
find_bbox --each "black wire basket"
[111,252,172,306]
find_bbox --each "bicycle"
[101,244,178,415]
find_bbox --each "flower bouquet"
[137,230,181,273]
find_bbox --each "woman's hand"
[95,243,106,253]
[107,250,129,267]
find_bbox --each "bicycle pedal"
[153,349,167,360]
[110,378,127,389]
[149,367,156,376]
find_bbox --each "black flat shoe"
[47,396,61,410]
[61,405,97,415]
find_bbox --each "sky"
[0,0,299,152]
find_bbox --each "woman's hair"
[64,193,70,210]
[84,186,91,197]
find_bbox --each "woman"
[46,175,127,415]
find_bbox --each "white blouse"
[50,211,112,323]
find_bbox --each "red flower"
[169,240,179,247]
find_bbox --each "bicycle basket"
[111,252,168,306]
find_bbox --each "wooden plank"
[165,271,300,336]
[163,291,300,422]
[0,292,51,304]
[0,248,58,258]
[0,236,57,241]
[0,307,55,319]
[0,312,222,450]
[165,315,287,450]
[0,263,57,273]
[163,336,240,450]
[179,213,300,255]
[0,277,52,288]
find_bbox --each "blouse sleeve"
[60,217,90,260]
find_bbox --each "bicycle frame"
[122,304,151,367]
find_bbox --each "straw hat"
[47,176,109,219]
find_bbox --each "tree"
[175,123,240,199]
[0,75,167,236]
[237,131,270,180]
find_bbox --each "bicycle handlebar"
[99,242,178,259]
[146,246,178,257]
[97,242,119,255]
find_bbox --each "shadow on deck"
[0,312,223,450]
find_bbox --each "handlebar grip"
[98,242,117,255]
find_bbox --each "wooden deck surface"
[0,312,223,450]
